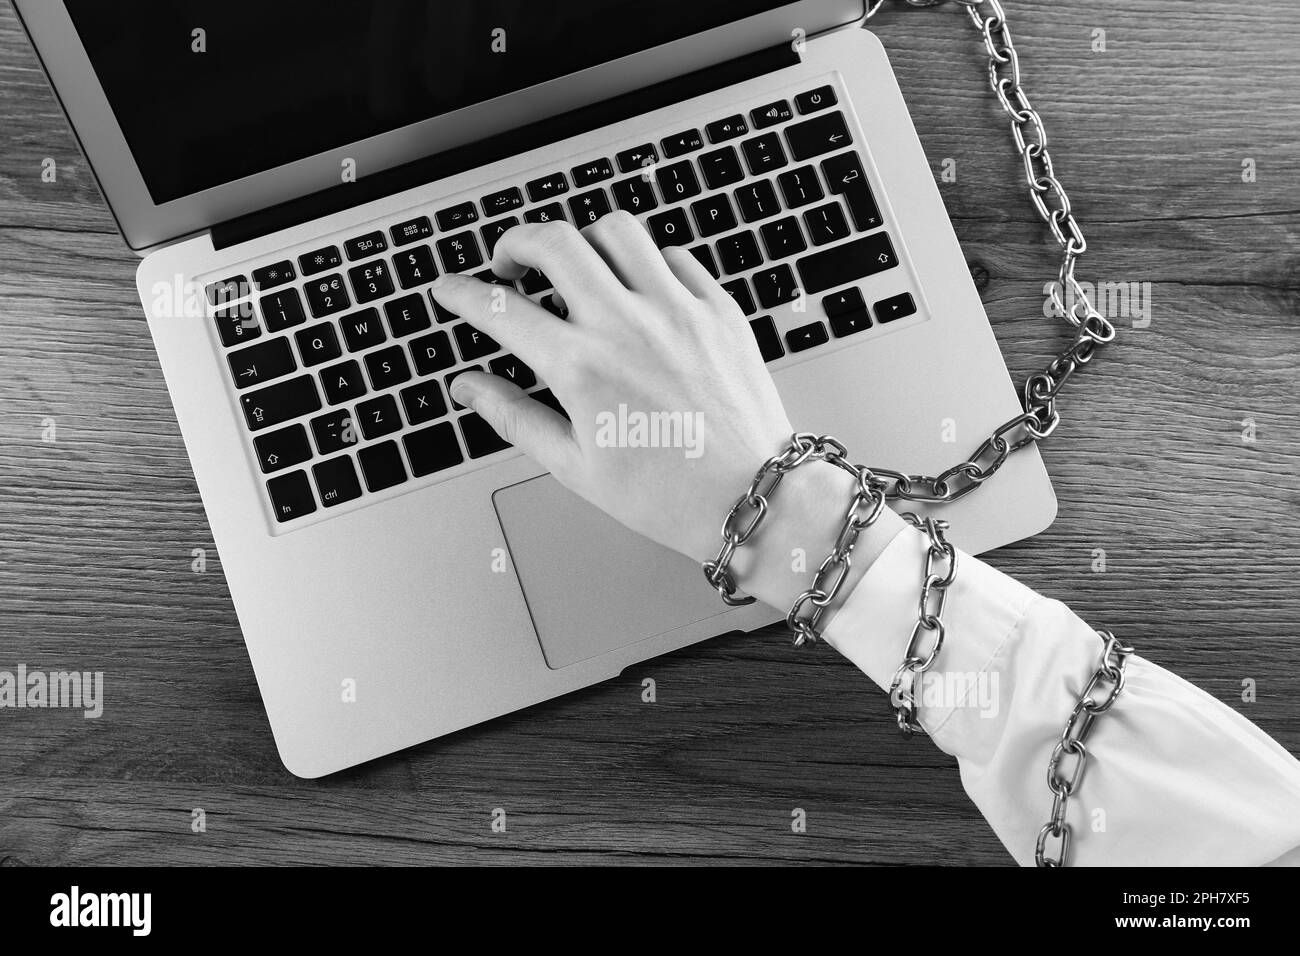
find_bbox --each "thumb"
[451,371,576,474]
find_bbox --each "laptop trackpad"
[492,475,731,669]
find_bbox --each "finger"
[491,220,628,316]
[430,272,578,376]
[662,245,727,302]
[449,371,577,477]
[579,210,686,300]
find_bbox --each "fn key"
[267,470,316,523]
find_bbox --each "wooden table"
[2,1,1296,865]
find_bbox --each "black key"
[312,455,363,508]
[647,207,693,248]
[803,201,851,246]
[661,129,703,158]
[532,388,570,421]
[777,165,824,208]
[229,336,296,389]
[253,424,312,474]
[705,114,749,143]
[611,176,658,214]
[205,275,249,307]
[796,232,898,294]
[436,202,478,231]
[824,288,872,337]
[821,152,883,231]
[260,287,307,331]
[437,232,483,273]
[690,245,720,279]
[410,330,456,375]
[568,189,612,226]
[699,146,744,191]
[320,359,367,405]
[473,269,513,287]
[489,354,536,390]
[571,158,614,187]
[299,246,342,276]
[251,261,295,291]
[615,144,657,174]
[384,293,431,338]
[446,366,482,410]
[304,275,350,319]
[750,315,784,362]
[655,161,701,202]
[310,408,359,455]
[795,85,838,115]
[520,269,552,294]
[364,345,412,391]
[481,186,523,217]
[339,307,385,352]
[399,380,448,426]
[785,321,830,353]
[526,172,568,203]
[874,292,918,324]
[267,470,316,523]
[344,231,388,261]
[454,322,500,361]
[390,215,433,247]
[356,393,402,439]
[241,375,321,432]
[213,304,261,347]
[742,133,787,175]
[716,230,763,274]
[721,279,756,316]
[459,412,511,458]
[759,216,807,260]
[751,99,793,129]
[393,244,438,288]
[787,111,852,162]
[690,194,737,238]
[480,216,519,257]
[524,202,566,225]
[752,263,800,309]
[404,422,464,477]
[347,259,394,304]
[734,179,781,223]
[358,440,407,492]
[541,295,569,320]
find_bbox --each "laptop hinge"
[210,42,801,251]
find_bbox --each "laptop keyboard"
[203,79,923,528]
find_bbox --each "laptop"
[16,0,1056,777]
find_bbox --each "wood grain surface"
[1,1,1297,866]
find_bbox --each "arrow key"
[228,336,296,389]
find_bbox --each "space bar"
[796,232,899,295]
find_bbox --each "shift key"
[241,375,322,431]
[796,232,898,295]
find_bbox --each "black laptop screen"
[64,1,792,204]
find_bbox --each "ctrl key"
[266,470,317,523]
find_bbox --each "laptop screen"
[64,0,793,206]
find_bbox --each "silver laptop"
[17,0,1055,776]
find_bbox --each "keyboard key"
[661,129,703,158]
[251,261,295,291]
[716,230,763,274]
[689,245,720,279]
[437,232,483,273]
[267,470,316,522]
[532,388,570,420]
[699,146,745,191]
[390,216,433,247]
[655,161,701,202]
[260,287,307,331]
[568,189,612,226]
[572,158,614,187]
[721,279,756,316]
[752,263,800,309]
[213,304,261,347]
[428,291,458,323]
[347,259,394,304]
[526,172,568,203]
[777,165,824,208]
[787,111,852,162]
[320,359,367,405]
[384,293,431,338]
[705,114,749,143]
[205,275,249,307]
[311,408,359,455]
[364,345,412,391]
[615,144,658,174]
[474,269,512,287]
[304,275,350,318]
[344,231,388,261]
[481,216,519,257]
[874,292,917,323]
[742,133,787,175]
[520,268,552,294]
[524,202,567,225]
[489,354,536,390]
[356,393,402,439]
[446,366,482,410]
[436,202,479,231]
[358,440,407,492]
[459,412,511,458]
[785,321,830,353]
[803,201,851,246]
[758,216,807,260]
[339,307,385,352]
[824,288,872,337]
[751,99,793,129]
[734,180,781,223]
[253,423,312,474]
[393,244,438,288]
[796,232,898,294]
[399,380,448,426]
[647,207,693,248]
[541,295,569,320]
[690,194,737,238]
[312,455,363,508]
[481,186,523,217]
[410,330,456,375]
[611,176,658,214]
[750,315,785,362]
[795,85,838,115]
[403,422,464,477]
[299,246,342,276]
[821,152,882,231]
[241,375,321,431]
[229,337,296,389]
[454,323,500,361]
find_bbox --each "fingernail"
[450,380,473,404]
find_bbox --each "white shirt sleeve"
[823,523,1300,866]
